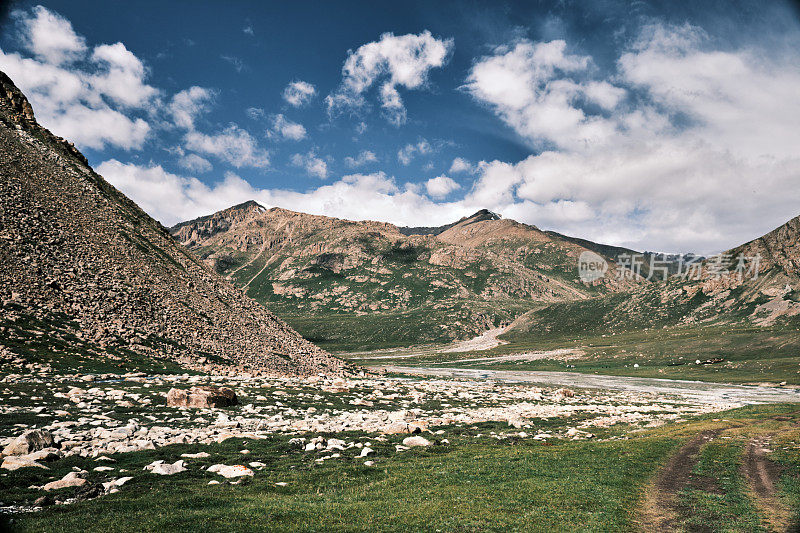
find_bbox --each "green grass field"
[4,405,800,532]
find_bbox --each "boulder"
[554,388,575,399]
[43,472,86,491]
[166,386,238,408]
[144,460,187,475]
[2,455,48,471]
[3,429,55,455]
[207,464,254,478]
[402,436,432,447]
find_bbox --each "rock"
[144,460,187,475]
[102,476,133,491]
[207,464,254,478]
[181,452,210,459]
[381,422,422,435]
[2,455,48,471]
[2,429,55,455]
[34,495,54,507]
[554,388,575,399]
[359,447,374,457]
[363,460,375,466]
[402,436,432,447]
[166,386,238,408]
[43,472,86,491]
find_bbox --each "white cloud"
[89,43,158,108]
[0,6,156,150]
[99,160,468,228]
[98,159,260,226]
[464,39,622,150]
[184,124,270,168]
[16,5,86,65]
[168,86,215,130]
[282,80,316,107]
[178,153,212,173]
[246,107,265,120]
[460,24,800,253]
[269,114,307,141]
[326,31,453,125]
[449,157,475,174]
[344,150,378,168]
[291,150,328,179]
[425,175,460,198]
[397,140,432,165]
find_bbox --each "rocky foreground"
[0,361,740,512]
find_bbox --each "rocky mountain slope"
[0,71,344,375]
[171,202,641,349]
[505,215,800,339]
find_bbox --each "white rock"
[402,436,432,447]
[359,447,374,457]
[181,452,210,459]
[144,460,187,475]
[43,472,86,491]
[208,464,254,478]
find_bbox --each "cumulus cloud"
[97,159,260,226]
[397,139,432,165]
[178,153,212,173]
[291,150,328,179]
[449,157,475,174]
[184,124,270,168]
[425,175,460,198]
[326,31,453,125]
[168,86,215,130]
[99,160,468,228]
[0,5,156,150]
[16,5,86,65]
[282,80,316,107]
[269,114,307,141]
[461,24,800,253]
[344,150,378,168]
[464,39,623,150]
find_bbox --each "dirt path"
[637,429,722,531]
[742,437,795,532]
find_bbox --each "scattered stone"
[166,386,238,408]
[402,436,432,447]
[144,460,187,475]
[181,452,210,459]
[2,455,48,471]
[43,472,86,491]
[3,429,55,455]
[359,447,374,457]
[207,464,254,478]
[554,388,575,399]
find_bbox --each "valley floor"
[1,363,799,531]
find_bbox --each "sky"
[0,0,799,254]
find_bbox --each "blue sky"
[1,0,799,254]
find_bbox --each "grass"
[678,442,765,532]
[5,404,800,532]
[3,431,677,532]
[358,324,800,385]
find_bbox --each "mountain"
[0,71,344,375]
[504,215,800,339]
[171,202,642,350]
